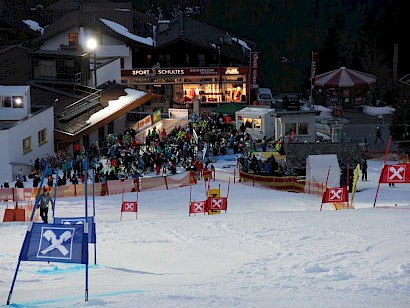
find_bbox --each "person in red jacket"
[160,128,167,141]
[73,141,81,158]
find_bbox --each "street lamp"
[247,47,252,105]
[87,38,98,88]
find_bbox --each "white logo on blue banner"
[37,226,74,260]
[19,223,88,264]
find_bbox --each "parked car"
[283,94,301,110]
[271,93,302,110]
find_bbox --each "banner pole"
[52,168,59,220]
[373,135,392,207]
[92,169,97,265]
[6,260,22,305]
[189,184,192,216]
[320,166,331,211]
[92,169,96,217]
[83,156,89,301]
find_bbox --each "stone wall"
[285,142,363,177]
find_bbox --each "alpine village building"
[0,0,258,183]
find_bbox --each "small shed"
[235,107,276,140]
[272,109,319,143]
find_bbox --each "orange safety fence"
[0,171,197,202]
[238,169,326,197]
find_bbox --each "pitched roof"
[32,9,156,48]
[156,15,255,62]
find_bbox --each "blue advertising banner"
[19,223,88,264]
[54,217,96,244]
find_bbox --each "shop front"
[121,66,249,106]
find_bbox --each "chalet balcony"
[33,72,83,85]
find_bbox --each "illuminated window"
[147,54,152,65]
[12,96,24,108]
[253,118,261,129]
[244,117,253,129]
[38,129,47,145]
[23,137,32,154]
[68,33,78,45]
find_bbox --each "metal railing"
[60,89,101,121]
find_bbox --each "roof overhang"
[54,92,153,142]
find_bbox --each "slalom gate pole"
[6,260,22,305]
[92,169,97,265]
[30,162,49,222]
[320,166,331,211]
[189,184,192,216]
[373,135,392,207]
[83,156,89,302]
[120,187,124,221]
[92,169,96,216]
[227,178,231,198]
[52,168,59,220]
[346,164,349,191]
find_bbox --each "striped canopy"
[314,67,377,88]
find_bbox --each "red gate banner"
[322,186,348,203]
[121,201,138,212]
[380,164,410,183]
[189,200,207,215]
[208,197,228,212]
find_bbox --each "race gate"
[320,186,350,210]
[120,187,138,220]
[189,179,230,216]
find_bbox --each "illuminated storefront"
[121,66,249,104]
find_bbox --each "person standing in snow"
[361,159,368,181]
[38,189,54,223]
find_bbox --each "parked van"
[254,88,273,107]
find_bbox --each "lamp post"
[248,48,252,105]
[87,38,97,88]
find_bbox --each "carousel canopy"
[314,67,377,88]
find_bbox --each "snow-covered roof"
[22,19,44,34]
[100,18,154,46]
[85,88,146,126]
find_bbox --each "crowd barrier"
[0,171,196,202]
[238,169,325,197]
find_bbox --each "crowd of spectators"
[2,110,292,190]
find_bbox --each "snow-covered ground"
[1,156,409,307]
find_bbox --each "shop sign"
[189,68,218,75]
[250,52,261,89]
[123,67,248,77]
[225,68,239,75]
[169,108,189,119]
[138,115,152,130]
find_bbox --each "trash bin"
[377,115,384,124]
